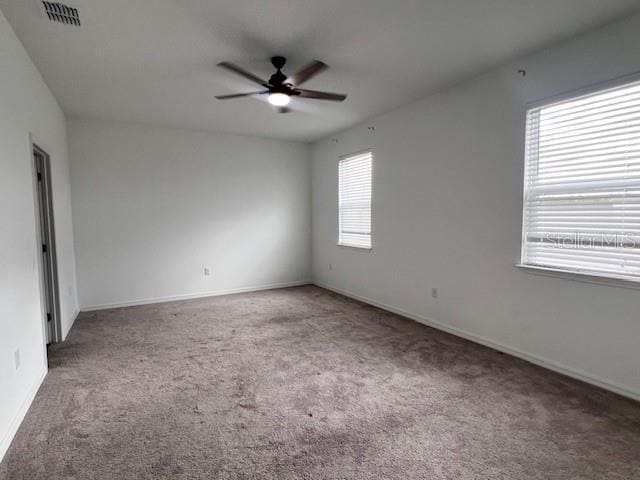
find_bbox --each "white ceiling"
[2,0,639,142]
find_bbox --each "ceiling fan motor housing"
[269,56,289,91]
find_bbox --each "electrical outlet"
[204,267,211,276]
[431,288,439,299]
[14,349,20,370]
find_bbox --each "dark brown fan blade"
[287,60,328,86]
[296,88,346,102]
[215,91,268,100]
[217,62,269,87]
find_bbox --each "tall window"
[522,78,640,281]
[338,150,373,249]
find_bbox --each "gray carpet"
[1,285,639,479]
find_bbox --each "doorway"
[33,144,61,345]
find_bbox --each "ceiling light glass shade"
[268,92,290,106]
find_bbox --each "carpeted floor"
[1,286,639,479]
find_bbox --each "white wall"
[312,13,640,400]
[68,119,311,309]
[0,9,78,460]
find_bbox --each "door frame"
[32,141,62,345]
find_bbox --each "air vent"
[41,1,81,26]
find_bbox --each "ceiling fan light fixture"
[268,92,290,106]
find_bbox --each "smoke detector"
[40,1,81,26]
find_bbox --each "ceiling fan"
[215,56,347,113]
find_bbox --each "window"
[338,150,373,249]
[521,78,640,282]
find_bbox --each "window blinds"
[522,79,640,281]
[339,151,372,249]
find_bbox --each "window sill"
[515,263,640,290]
[337,243,372,252]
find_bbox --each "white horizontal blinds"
[522,79,640,279]
[339,151,372,249]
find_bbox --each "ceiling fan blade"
[287,60,328,86]
[215,91,268,100]
[297,89,347,102]
[217,62,269,87]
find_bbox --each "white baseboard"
[0,367,47,463]
[81,280,312,312]
[313,281,640,402]
[62,307,80,341]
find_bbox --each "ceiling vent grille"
[41,1,81,26]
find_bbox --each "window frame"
[337,149,374,251]
[519,73,640,287]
